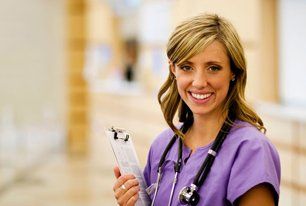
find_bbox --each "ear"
[231,72,236,81]
[169,60,176,75]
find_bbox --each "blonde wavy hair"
[158,14,266,138]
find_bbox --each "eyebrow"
[182,60,223,66]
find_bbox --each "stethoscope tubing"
[168,171,178,206]
[151,169,162,206]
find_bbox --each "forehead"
[187,41,229,64]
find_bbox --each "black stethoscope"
[151,115,234,206]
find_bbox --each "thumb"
[113,166,121,179]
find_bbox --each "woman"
[113,14,280,206]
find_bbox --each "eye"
[179,65,193,71]
[208,65,221,72]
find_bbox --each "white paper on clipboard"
[105,127,151,206]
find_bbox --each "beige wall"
[0,0,66,191]
[0,0,66,124]
[260,0,278,102]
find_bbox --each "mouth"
[190,92,213,100]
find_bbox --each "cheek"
[175,76,189,90]
[213,74,231,89]
[176,80,185,97]
[175,78,190,100]
[212,78,231,95]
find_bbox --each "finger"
[113,166,121,179]
[117,185,140,206]
[124,178,139,190]
[114,178,139,199]
[126,193,139,206]
[113,174,136,192]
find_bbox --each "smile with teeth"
[191,92,212,100]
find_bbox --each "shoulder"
[149,127,175,154]
[225,120,281,203]
[228,120,276,151]
[231,120,264,139]
[220,120,281,169]
[224,120,281,177]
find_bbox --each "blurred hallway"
[0,92,165,206]
[1,0,306,205]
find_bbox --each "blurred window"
[278,0,306,107]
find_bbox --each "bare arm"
[235,183,276,206]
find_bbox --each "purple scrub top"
[143,120,281,206]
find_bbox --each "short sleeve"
[143,146,153,186]
[227,137,281,204]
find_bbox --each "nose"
[192,70,208,88]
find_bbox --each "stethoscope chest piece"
[179,184,200,205]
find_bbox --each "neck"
[185,112,227,151]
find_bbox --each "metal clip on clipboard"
[106,127,151,206]
[110,127,129,141]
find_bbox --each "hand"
[113,166,140,206]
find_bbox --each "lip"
[188,91,214,104]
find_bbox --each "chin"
[188,103,222,117]
[189,107,213,117]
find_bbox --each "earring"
[231,76,236,82]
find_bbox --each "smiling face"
[171,40,234,120]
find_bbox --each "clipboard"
[105,127,151,206]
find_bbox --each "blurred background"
[0,0,305,205]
